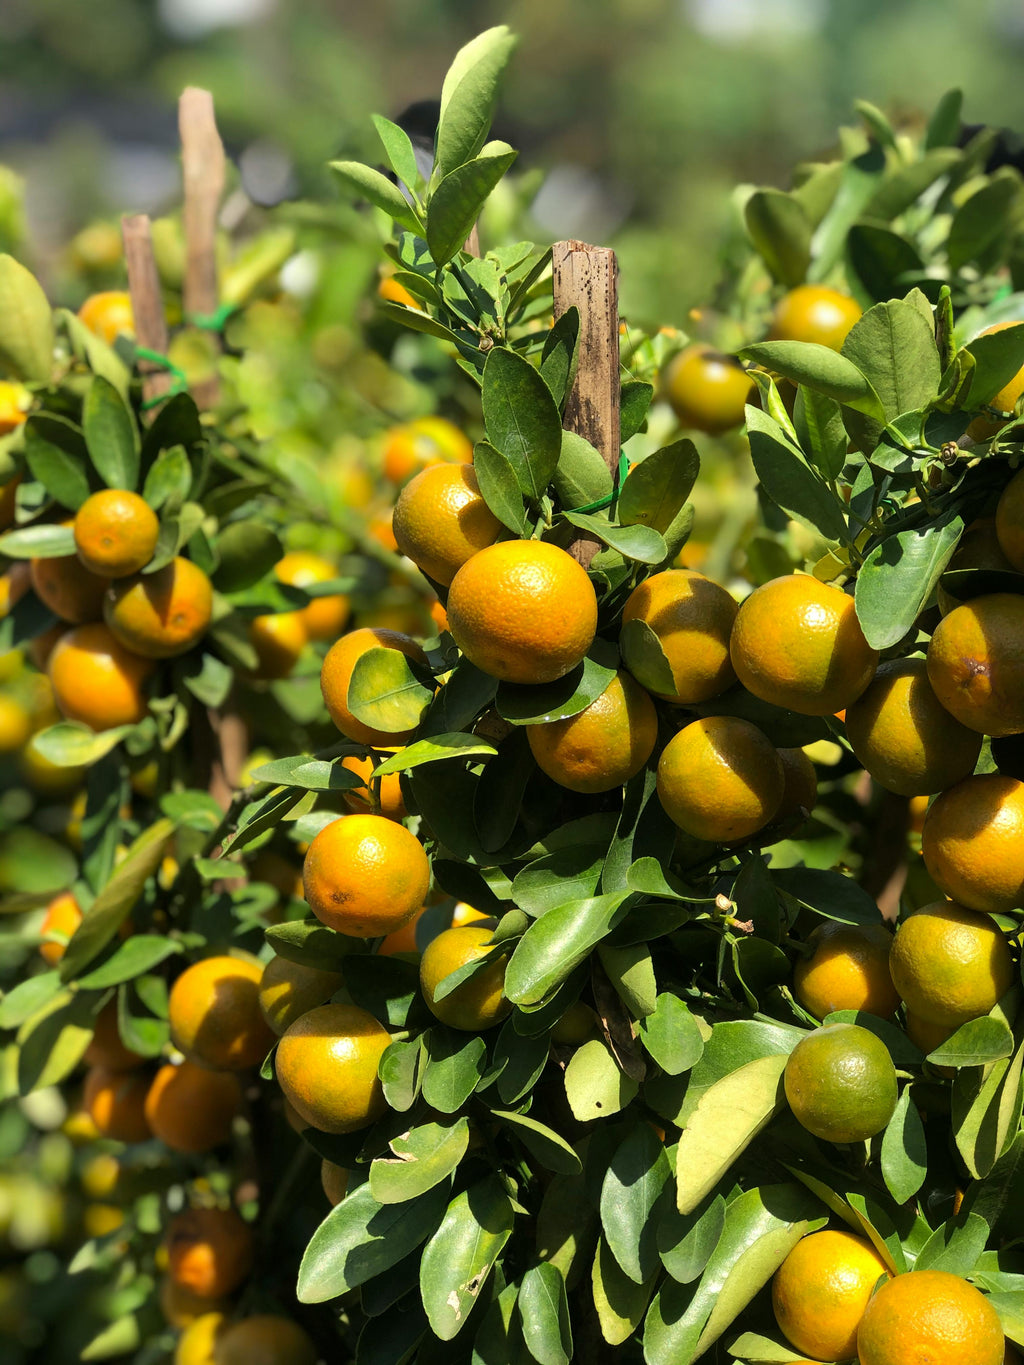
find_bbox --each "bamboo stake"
[552,240,621,568]
[121,214,171,409]
[179,87,226,407]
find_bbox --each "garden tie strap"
[135,346,190,409]
[570,450,631,514]
[187,302,238,332]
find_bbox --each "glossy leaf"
[564,1038,639,1122]
[421,1030,488,1113]
[213,520,284,593]
[428,144,518,266]
[370,1116,470,1205]
[657,1194,727,1285]
[601,1123,672,1283]
[492,1109,582,1175]
[17,989,96,1095]
[963,322,1024,409]
[841,299,941,422]
[519,1263,571,1365]
[638,994,705,1076]
[540,307,580,408]
[83,375,139,490]
[481,346,562,500]
[419,1178,515,1340]
[473,440,531,535]
[741,341,883,418]
[552,430,613,511]
[496,649,618,726]
[914,1212,989,1277]
[744,189,811,286]
[330,160,422,233]
[504,892,632,1006]
[949,170,1022,271]
[880,1087,928,1204]
[435,26,517,180]
[24,417,91,510]
[746,406,848,543]
[560,511,667,564]
[372,113,421,190]
[76,937,182,989]
[771,866,884,926]
[0,254,54,381]
[854,516,964,650]
[347,647,434,736]
[928,1015,1015,1068]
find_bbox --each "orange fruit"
[275,1001,390,1134]
[168,956,276,1071]
[937,519,1017,615]
[620,569,737,703]
[392,463,502,586]
[770,285,862,351]
[995,470,1024,571]
[39,891,83,965]
[772,1229,891,1362]
[249,611,307,679]
[526,669,658,793]
[174,1311,226,1365]
[78,291,134,345]
[27,621,66,671]
[275,550,349,641]
[904,1010,956,1062]
[656,715,784,842]
[321,1159,349,1206]
[784,1021,898,1143]
[320,627,428,745]
[84,999,144,1071]
[257,955,343,1036]
[302,813,430,938]
[83,1065,153,1144]
[0,381,29,436]
[0,693,31,752]
[214,1316,318,1365]
[104,556,212,659]
[775,746,818,822]
[845,658,983,795]
[31,537,108,624]
[730,575,878,716]
[857,1269,1005,1365]
[446,540,598,685]
[159,1276,230,1330]
[921,774,1024,914]
[340,752,408,821]
[967,323,1024,438]
[419,924,511,1031]
[165,1207,254,1300]
[663,345,754,433]
[73,490,159,578]
[378,906,427,957]
[144,1061,242,1154]
[888,899,1014,1030]
[378,274,422,309]
[927,594,1024,737]
[48,622,153,730]
[793,923,899,1020]
[382,415,473,485]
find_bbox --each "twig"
[121,214,171,409]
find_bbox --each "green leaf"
[552,430,613,511]
[372,113,421,190]
[505,892,632,1006]
[76,936,181,989]
[864,148,960,219]
[854,516,964,650]
[564,1038,640,1122]
[518,1263,571,1365]
[560,512,667,565]
[329,161,422,233]
[963,322,1024,409]
[846,224,924,303]
[181,652,233,709]
[17,989,96,1094]
[987,1292,1024,1347]
[729,1331,817,1362]
[58,819,176,979]
[592,1237,657,1346]
[213,520,284,594]
[0,972,63,1030]
[512,843,607,917]
[540,308,580,409]
[914,1212,989,1277]
[881,1087,928,1204]
[421,1030,488,1113]
[953,1038,1024,1179]
[637,994,705,1076]
[744,190,811,286]
[427,144,518,267]
[481,347,562,500]
[31,722,134,768]
[496,649,618,727]
[347,646,433,736]
[618,441,699,540]
[58,307,130,397]
[793,385,847,482]
[375,735,494,776]
[745,406,848,543]
[949,169,1022,272]
[379,302,469,343]
[435,26,518,180]
[264,917,356,972]
[675,1054,788,1214]
[840,299,941,422]
[248,753,362,793]
[379,1036,426,1113]
[492,1108,583,1174]
[771,867,884,926]
[809,143,886,277]
[419,1178,515,1340]
[670,1020,802,1129]
[143,444,192,511]
[24,416,91,510]
[297,1181,448,1303]
[370,1116,470,1205]
[601,1124,672,1283]
[473,441,531,535]
[489,1019,550,1104]
[621,381,655,443]
[0,521,76,558]
[82,375,139,490]
[928,1016,1015,1068]
[0,255,54,381]
[618,619,676,697]
[657,1195,727,1285]
[741,341,883,417]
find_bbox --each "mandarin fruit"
[169,956,275,1071]
[772,1229,890,1362]
[392,463,502,586]
[174,1311,226,1365]
[215,1315,319,1365]
[275,1002,390,1134]
[888,900,1014,1030]
[927,594,1024,737]
[995,469,1024,571]
[48,622,152,730]
[340,751,407,821]
[0,693,31,753]
[31,539,108,624]
[275,549,349,641]
[104,556,213,658]
[73,489,159,578]
[83,1065,152,1144]
[793,922,899,1020]
[857,1269,1004,1365]
[166,1207,254,1300]
[321,1159,349,1206]
[775,746,818,822]
[784,1022,898,1143]
[303,813,429,938]
[145,1061,242,1154]
[419,924,511,1031]
[39,891,82,965]
[382,415,472,485]
[78,290,134,345]
[663,345,754,433]
[620,569,737,703]
[258,955,343,1036]
[921,774,1024,914]
[770,284,862,350]
[656,715,784,842]
[159,1276,230,1330]
[320,627,428,745]
[84,999,144,1071]
[526,669,657,793]
[249,611,307,679]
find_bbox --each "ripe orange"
[302,813,430,938]
[84,999,144,1071]
[168,956,275,1071]
[784,1021,898,1143]
[275,1001,390,1133]
[48,623,153,730]
[0,382,29,436]
[772,1229,890,1362]
[419,924,511,1031]
[904,1010,956,1063]
[321,1159,349,1206]
[0,693,31,753]
[770,285,862,351]
[921,774,1024,914]
[78,291,134,345]
[382,415,473,485]
[83,1065,153,1144]
[340,752,408,821]
[258,955,343,1035]
[888,899,1014,1029]
[620,569,737,703]
[165,1206,254,1300]
[995,470,1024,571]
[105,556,213,658]
[845,658,983,795]
[320,627,428,745]
[926,594,1024,737]
[656,715,784,842]
[663,345,754,433]
[775,746,818,822]
[857,1270,1005,1365]
[793,923,899,1020]
[39,891,83,965]
[275,550,349,641]
[173,1311,226,1365]
[446,540,598,684]
[144,1061,242,1154]
[392,463,502,586]
[73,490,159,578]
[526,669,658,793]
[378,905,427,957]
[378,274,422,309]
[31,537,108,624]
[214,1316,319,1365]
[249,611,307,679]
[967,323,1024,438]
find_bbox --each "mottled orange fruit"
[420,924,511,1031]
[144,1061,242,1154]
[526,670,658,793]
[275,1002,390,1134]
[657,715,784,842]
[793,923,899,1020]
[104,556,213,658]
[392,463,502,586]
[921,774,1024,914]
[857,1270,1005,1365]
[303,813,430,938]
[663,345,754,433]
[770,285,862,350]
[620,569,737,703]
[773,1229,891,1362]
[926,594,1024,737]
[48,623,153,730]
[168,956,275,1071]
[73,490,160,578]
[83,1066,152,1143]
[275,550,349,641]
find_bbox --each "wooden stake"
[121,214,172,408]
[552,241,620,568]
[179,87,226,407]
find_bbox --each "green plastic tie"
[135,346,189,410]
[187,302,238,332]
[570,450,631,515]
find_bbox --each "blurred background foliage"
[3,0,1024,321]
